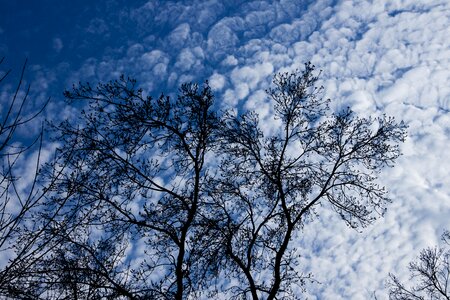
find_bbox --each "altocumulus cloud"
[1,0,449,298]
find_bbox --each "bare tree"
[0,57,54,297]
[30,76,221,299]
[388,231,450,300]
[205,63,407,299]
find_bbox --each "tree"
[27,76,221,299]
[205,63,407,299]
[388,231,450,300]
[33,63,406,299]
[0,57,53,297]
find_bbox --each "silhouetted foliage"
[205,63,407,299]
[30,63,406,299]
[0,58,53,297]
[29,76,220,299]
[388,231,450,300]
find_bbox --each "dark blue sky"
[1,1,152,79]
[0,0,314,95]
[1,1,251,99]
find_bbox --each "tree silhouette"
[31,63,406,299]
[29,77,221,299]
[205,63,407,299]
[388,231,450,300]
[0,58,55,297]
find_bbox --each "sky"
[1,0,450,299]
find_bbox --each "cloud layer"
[1,0,449,298]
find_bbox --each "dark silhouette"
[0,58,53,297]
[24,63,406,299]
[388,231,450,300]
[29,77,221,299]
[205,63,407,299]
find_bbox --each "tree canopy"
[389,231,450,300]
[1,62,407,299]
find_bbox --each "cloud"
[174,47,204,72]
[195,0,449,298]
[221,55,238,66]
[86,17,109,35]
[52,37,63,53]
[167,23,191,49]
[27,0,450,298]
[207,20,241,61]
[208,72,225,91]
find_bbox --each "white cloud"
[167,23,191,49]
[222,88,238,106]
[208,72,225,91]
[230,62,274,91]
[245,9,276,27]
[174,47,204,73]
[47,0,450,298]
[207,20,240,59]
[222,55,239,66]
[175,48,196,71]
[127,43,145,57]
[202,0,449,298]
[141,50,168,66]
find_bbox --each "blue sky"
[1,0,450,299]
